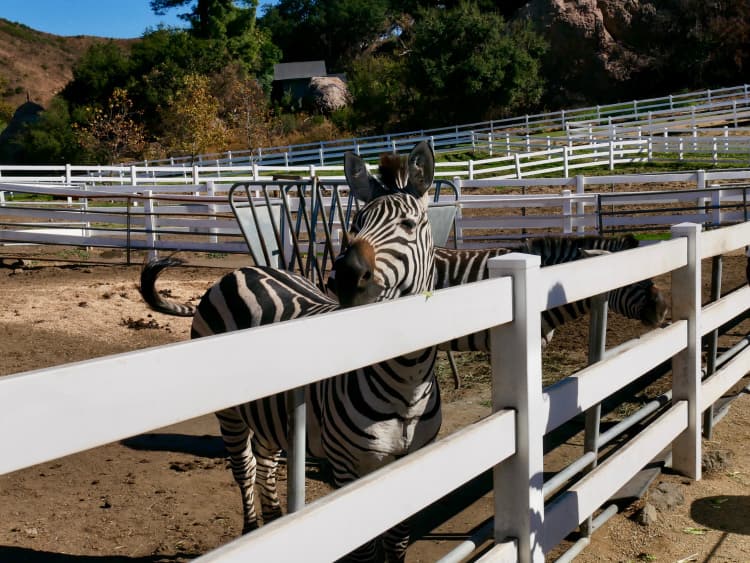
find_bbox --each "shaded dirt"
[0,248,749,562]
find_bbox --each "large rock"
[308,76,351,114]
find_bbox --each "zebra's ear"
[406,141,435,199]
[344,151,386,203]
[579,248,611,258]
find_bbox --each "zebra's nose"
[333,240,380,307]
[340,248,373,289]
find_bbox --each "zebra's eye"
[400,218,417,231]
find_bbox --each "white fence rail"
[3,220,749,561]
[3,131,750,189]
[4,169,750,255]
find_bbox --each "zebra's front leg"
[332,471,385,562]
[382,519,410,563]
[215,408,259,534]
[253,441,284,524]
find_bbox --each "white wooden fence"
[3,169,750,255]
[2,219,749,561]
[132,83,750,168]
[2,130,750,189]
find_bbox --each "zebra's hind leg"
[254,441,284,523]
[215,408,259,534]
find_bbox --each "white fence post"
[453,176,464,246]
[562,147,569,178]
[144,190,158,261]
[130,165,137,187]
[207,181,218,245]
[561,189,572,234]
[192,165,200,186]
[669,223,702,480]
[488,254,544,563]
[575,175,586,233]
[514,154,522,179]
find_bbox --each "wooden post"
[488,254,544,563]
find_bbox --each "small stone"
[637,503,658,526]
[24,527,38,537]
[702,449,733,474]
[649,481,684,511]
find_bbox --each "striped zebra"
[141,141,439,562]
[431,235,667,349]
[141,144,667,560]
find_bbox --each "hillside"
[0,18,132,109]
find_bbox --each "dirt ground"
[1,247,750,562]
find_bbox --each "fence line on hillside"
[3,131,750,191]
[132,83,750,168]
[3,221,750,561]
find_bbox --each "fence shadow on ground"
[0,547,198,562]
[691,495,750,535]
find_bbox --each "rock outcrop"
[520,0,655,104]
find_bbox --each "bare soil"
[1,248,749,562]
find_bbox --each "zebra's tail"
[139,257,196,317]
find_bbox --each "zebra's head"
[331,141,436,308]
[580,248,669,327]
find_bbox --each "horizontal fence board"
[540,239,687,309]
[196,409,516,563]
[0,277,513,475]
[701,345,750,410]
[601,213,710,228]
[701,220,750,257]
[542,402,688,552]
[702,285,750,335]
[543,321,687,433]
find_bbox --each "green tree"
[402,4,546,126]
[211,63,275,148]
[61,42,131,108]
[150,0,278,77]
[160,73,228,158]
[74,88,146,163]
[260,0,391,71]
[16,99,88,164]
[346,54,407,132]
[630,1,750,92]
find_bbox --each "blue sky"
[1,0,275,39]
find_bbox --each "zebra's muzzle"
[332,240,383,308]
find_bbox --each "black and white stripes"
[141,142,440,562]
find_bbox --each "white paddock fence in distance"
[132,83,750,169]
[3,221,750,561]
[4,169,750,257]
[2,131,750,189]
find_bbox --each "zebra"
[141,144,667,560]
[141,141,440,562]
[430,235,667,350]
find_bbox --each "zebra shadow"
[121,433,226,458]
[0,546,197,562]
[120,433,333,482]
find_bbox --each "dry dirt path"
[0,251,749,562]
